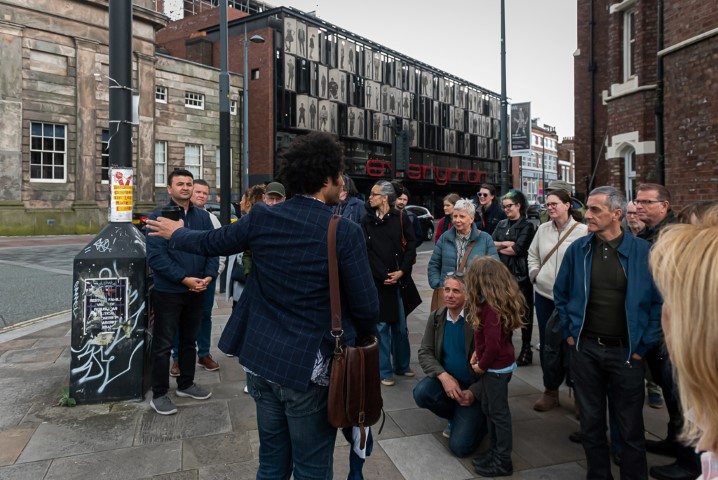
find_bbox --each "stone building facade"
[574,0,718,205]
[0,0,242,235]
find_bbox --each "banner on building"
[510,102,531,156]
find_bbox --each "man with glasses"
[633,184,699,480]
[262,182,286,206]
[633,183,675,243]
[413,272,488,458]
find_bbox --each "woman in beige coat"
[527,189,587,411]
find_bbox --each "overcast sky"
[276,0,577,138]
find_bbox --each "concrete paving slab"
[182,432,253,470]
[227,397,257,432]
[0,459,51,480]
[44,440,182,480]
[136,400,231,445]
[0,424,36,466]
[149,470,198,480]
[519,462,588,479]
[379,380,421,412]
[388,407,449,437]
[17,409,140,463]
[0,346,65,364]
[0,403,32,429]
[370,411,404,441]
[512,417,586,468]
[198,459,259,480]
[380,433,473,480]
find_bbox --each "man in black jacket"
[146,169,218,415]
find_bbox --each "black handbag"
[400,276,422,316]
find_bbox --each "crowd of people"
[145,132,717,480]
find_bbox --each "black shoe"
[569,431,583,443]
[516,345,533,366]
[474,458,513,477]
[645,438,679,457]
[649,461,701,480]
[471,451,493,469]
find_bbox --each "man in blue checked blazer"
[148,132,379,479]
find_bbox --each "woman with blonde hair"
[465,257,525,477]
[650,221,718,478]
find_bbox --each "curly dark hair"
[277,132,345,196]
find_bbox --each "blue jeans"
[377,290,411,379]
[571,337,647,480]
[341,427,373,480]
[413,376,487,457]
[246,373,337,480]
[172,278,216,359]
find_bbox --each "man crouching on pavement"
[413,272,488,457]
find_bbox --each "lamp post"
[499,0,509,194]
[219,0,230,226]
[541,133,546,202]
[242,24,265,195]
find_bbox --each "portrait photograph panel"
[347,106,364,138]
[401,91,411,119]
[409,120,418,147]
[296,94,310,129]
[295,21,307,59]
[318,100,332,133]
[318,64,328,99]
[284,55,296,91]
[372,51,382,83]
[421,71,434,98]
[284,18,297,55]
[307,27,320,62]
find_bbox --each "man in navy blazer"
[147,132,379,479]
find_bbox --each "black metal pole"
[655,0,665,185]
[108,0,132,171]
[500,0,509,194]
[219,0,231,225]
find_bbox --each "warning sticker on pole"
[110,167,133,222]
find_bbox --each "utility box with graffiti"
[70,222,151,403]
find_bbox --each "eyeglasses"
[446,271,465,278]
[502,204,516,210]
[545,202,561,209]
[632,199,664,206]
[626,211,639,216]
[478,193,490,198]
[368,192,382,197]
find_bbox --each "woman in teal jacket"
[428,198,498,289]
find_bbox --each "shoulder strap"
[458,241,476,272]
[539,221,580,269]
[328,215,342,339]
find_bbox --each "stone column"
[0,21,24,204]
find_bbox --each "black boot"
[516,344,533,366]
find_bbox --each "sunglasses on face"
[478,193,490,198]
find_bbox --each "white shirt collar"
[447,308,465,324]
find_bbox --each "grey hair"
[374,180,397,205]
[589,186,627,218]
[453,198,476,218]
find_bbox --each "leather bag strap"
[539,221,580,270]
[328,215,343,341]
[458,241,476,272]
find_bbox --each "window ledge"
[609,0,637,14]
[602,77,656,103]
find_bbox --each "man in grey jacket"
[413,273,487,458]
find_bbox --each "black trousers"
[150,290,204,398]
[571,337,647,480]
[480,371,513,464]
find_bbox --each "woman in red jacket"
[466,257,525,478]
[435,193,461,244]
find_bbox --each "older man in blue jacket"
[147,132,379,480]
[554,186,662,480]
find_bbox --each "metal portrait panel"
[432,100,440,126]
[464,134,471,155]
[327,69,345,103]
[453,108,464,132]
[318,64,328,99]
[339,39,356,74]
[511,101,531,155]
[307,27,320,62]
[421,71,434,98]
[307,97,318,130]
[284,18,297,55]
[365,80,380,111]
[318,100,331,133]
[297,94,310,129]
[455,86,466,109]
[408,67,415,93]
[409,120,418,147]
[364,47,373,79]
[395,60,403,89]
[347,106,364,138]
[372,51,382,83]
[402,91,412,118]
[296,21,307,59]
[380,84,390,113]
[284,55,296,91]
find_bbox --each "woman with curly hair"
[465,257,525,477]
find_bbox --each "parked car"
[527,203,546,220]
[405,205,435,241]
[204,202,238,223]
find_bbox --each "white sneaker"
[243,385,249,394]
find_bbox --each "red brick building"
[574,0,718,206]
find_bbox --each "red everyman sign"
[365,159,489,186]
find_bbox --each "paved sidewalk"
[0,252,674,479]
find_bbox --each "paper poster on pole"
[110,167,133,222]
